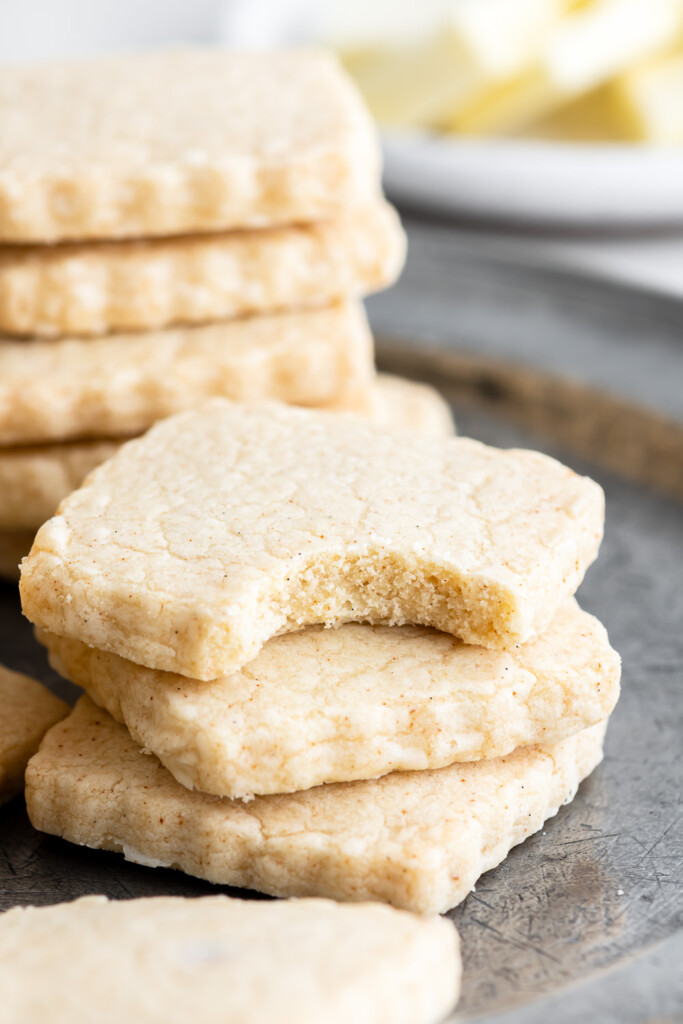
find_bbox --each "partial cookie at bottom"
[26,696,606,914]
[0,894,460,1024]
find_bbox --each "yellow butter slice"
[616,49,683,142]
[451,0,683,135]
[337,0,568,127]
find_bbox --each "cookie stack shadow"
[0,49,459,581]
[21,400,621,916]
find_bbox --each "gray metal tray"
[1,224,682,1022]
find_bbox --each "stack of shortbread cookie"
[0,50,457,580]
[21,400,620,915]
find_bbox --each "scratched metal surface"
[445,410,683,1022]
[1,223,682,1021]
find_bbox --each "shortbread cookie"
[21,401,604,678]
[0,664,68,803]
[0,380,447,533]
[373,374,455,437]
[0,895,460,1024]
[26,697,606,914]
[0,202,404,338]
[0,531,34,582]
[0,50,380,243]
[0,303,373,445]
[40,600,619,798]
[0,440,120,530]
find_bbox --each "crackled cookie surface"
[0,664,68,803]
[26,697,606,914]
[21,401,604,678]
[0,202,404,338]
[0,49,380,243]
[0,894,460,1024]
[41,600,619,798]
[0,304,373,445]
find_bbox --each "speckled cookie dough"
[40,600,619,798]
[26,697,607,914]
[21,400,604,678]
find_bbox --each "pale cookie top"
[20,401,605,679]
[0,663,68,803]
[0,49,380,243]
[41,600,620,798]
[0,201,404,338]
[0,895,460,1024]
[26,697,607,915]
[0,303,374,445]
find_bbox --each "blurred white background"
[0,0,349,60]
[0,0,226,61]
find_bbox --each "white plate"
[382,133,683,226]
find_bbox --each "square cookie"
[21,401,604,678]
[0,303,373,446]
[0,895,460,1024]
[26,696,606,914]
[0,49,380,243]
[0,201,403,338]
[0,441,121,532]
[41,600,619,798]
